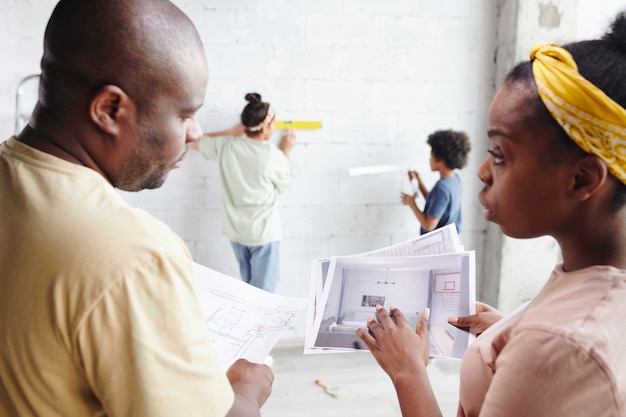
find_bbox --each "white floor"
[261,340,461,417]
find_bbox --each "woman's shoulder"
[509,267,626,364]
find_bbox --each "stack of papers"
[304,224,476,359]
[193,262,307,368]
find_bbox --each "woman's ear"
[572,154,608,201]
[89,85,134,136]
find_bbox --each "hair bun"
[604,11,626,51]
[245,92,262,103]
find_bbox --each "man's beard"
[113,131,170,192]
[115,155,168,191]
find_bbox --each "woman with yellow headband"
[357,10,626,417]
[191,93,296,293]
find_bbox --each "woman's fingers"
[415,307,430,336]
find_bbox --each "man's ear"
[572,154,608,201]
[89,85,134,136]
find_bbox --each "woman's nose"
[477,157,492,185]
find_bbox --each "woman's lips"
[482,205,495,220]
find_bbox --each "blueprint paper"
[193,262,307,368]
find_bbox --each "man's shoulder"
[89,196,186,260]
[46,180,188,272]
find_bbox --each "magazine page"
[304,224,467,351]
[305,251,475,359]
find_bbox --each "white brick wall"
[3,0,621,339]
[140,0,499,328]
[0,0,497,340]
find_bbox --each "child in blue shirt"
[401,129,471,234]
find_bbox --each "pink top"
[458,264,626,417]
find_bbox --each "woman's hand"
[358,306,444,417]
[356,306,430,383]
[448,301,503,336]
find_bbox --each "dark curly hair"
[427,129,471,170]
[504,10,626,212]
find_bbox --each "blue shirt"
[421,172,462,234]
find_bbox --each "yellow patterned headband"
[530,42,626,185]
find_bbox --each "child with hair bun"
[191,93,296,293]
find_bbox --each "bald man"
[0,1,273,416]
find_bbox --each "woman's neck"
[558,209,626,271]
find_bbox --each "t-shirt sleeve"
[270,148,293,194]
[76,254,234,417]
[198,135,228,161]
[478,327,618,417]
[424,182,450,220]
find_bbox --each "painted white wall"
[2,0,623,337]
[163,0,498,339]
[1,0,496,339]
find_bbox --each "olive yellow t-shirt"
[0,137,234,417]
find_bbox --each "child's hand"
[400,192,417,207]
[407,170,419,181]
[279,128,296,157]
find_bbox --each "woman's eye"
[487,149,504,165]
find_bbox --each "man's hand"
[225,359,274,416]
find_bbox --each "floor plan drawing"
[193,262,307,368]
